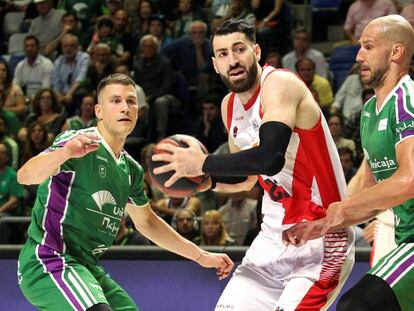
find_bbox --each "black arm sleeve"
[202,121,292,176]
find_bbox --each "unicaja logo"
[370,157,396,170]
[92,190,116,211]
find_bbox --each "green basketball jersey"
[360,75,414,245]
[26,127,148,265]
[66,116,98,131]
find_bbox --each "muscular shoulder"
[220,93,233,131]
[262,70,307,101]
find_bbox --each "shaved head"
[366,15,414,62]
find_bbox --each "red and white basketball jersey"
[227,66,347,227]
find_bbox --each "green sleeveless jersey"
[26,127,148,265]
[360,75,414,245]
[66,116,98,130]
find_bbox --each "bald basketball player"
[284,15,414,311]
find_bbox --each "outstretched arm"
[126,203,234,280]
[17,133,100,185]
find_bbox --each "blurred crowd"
[0,0,412,249]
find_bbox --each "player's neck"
[374,70,407,108]
[97,123,125,158]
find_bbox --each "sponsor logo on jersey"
[96,155,108,163]
[363,111,371,118]
[235,115,244,121]
[395,120,414,134]
[92,190,116,211]
[99,165,107,178]
[252,119,259,130]
[233,126,238,138]
[378,118,388,131]
[370,157,396,171]
[91,245,109,255]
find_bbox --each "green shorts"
[18,239,138,311]
[369,243,414,311]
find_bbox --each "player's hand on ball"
[152,135,208,187]
[196,251,234,280]
[63,134,100,159]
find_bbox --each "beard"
[364,65,388,89]
[220,60,258,93]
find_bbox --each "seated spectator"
[282,28,328,78]
[0,60,26,117]
[133,35,180,141]
[263,50,282,68]
[82,43,115,92]
[29,0,66,54]
[211,0,231,18]
[162,21,213,98]
[87,16,124,60]
[218,191,257,245]
[13,35,55,100]
[0,90,22,139]
[61,94,97,131]
[153,196,202,225]
[328,112,356,156]
[338,147,357,183]
[19,88,65,142]
[44,12,91,57]
[195,94,227,153]
[113,9,138,67]
[296,57,333,110]
[252,0,292,56]
[193,210,235,246]
[52,34,90,113]
[211,0,256,32]
[0,116,19,170]
[114,214,151,245]
[130,0,156,41]
[172,208,200,241]
[343,0,397,44]
[170,0,208,39]
[149,13,173,50]
[0,143,24,244]
[330,63,368,123]
[20,121,51,166]
[57,0,104,31]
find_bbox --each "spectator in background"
[52,34,90,113]
[133,35,179,141]
[343,0,396,44]
[0,90,22,140]
[56,0,104,31]
[338,147,357,183]
[172,208,200,241]
[295,57,333,110]
[330,63,368,124]
[44,12,91,57]
[20,121,51,166]
[219,191,257,245]
[131,0,156,41]
[61,94,97,131]
[196,94,227,153]
[0,60,25,117]
[29,0,66,54]
[87,16,124,60]
[162,21,213,98]
[282,28,328,78]
[149,13,173,50]
[401,2,414,29]
[83,43,115,93]
[114,214,151,245]
[153,196,203,225]
[20,88,65,141]
[193,210,236,246]
[113,9,137,67]
[0,143,24,244]
[211,0,256,32]
[170,0,207,39]
[13,35,54,100]
[263,50,282,68]
[328,112,356,156]
[0,116,19,170]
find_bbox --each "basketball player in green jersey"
[283,15,414,310]
[17,73,234,311]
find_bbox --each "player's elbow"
[261,153,285,176]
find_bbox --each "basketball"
[148,134,209,198]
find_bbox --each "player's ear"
[254,43,261,62]
[212,56,219,74]
[391,43,403,60]
[95,103,102,120]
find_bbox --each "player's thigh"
[215,264,283,311]
[97,272,139,311]
[19,243,108,310]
